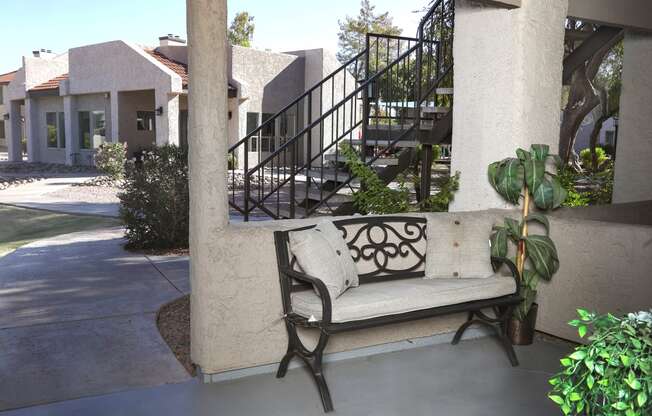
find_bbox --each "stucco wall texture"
[612,30,652,204]
[449,0,567,212]
[190,210,652,375]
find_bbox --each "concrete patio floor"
[2,335,571,415]
[0,228,191,411]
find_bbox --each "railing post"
[244,139,249,222]
[416,15,433,203]
[306,93,312,205]
[362,34,371,158]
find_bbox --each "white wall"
[612,30,652,204]
[449,0,567,211]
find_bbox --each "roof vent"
[32,49,55,58]
[159,34,186,47]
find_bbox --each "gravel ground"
[46,184,121,204]
[157,295,195,376]
[0,176,44,191]
[0,162,97,174]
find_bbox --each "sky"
[0,0,427,75]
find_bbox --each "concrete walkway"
[0,228,191,411]
[1,336,571,416]
[0,176,119,217]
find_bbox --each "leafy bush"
[341,144,409,214]
[558,167,591,208]
[549,309,652,415]
[94,142,127,180]
[420,171,460,212]
[119,145,189,249]
[580,147,609,171]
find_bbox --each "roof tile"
[30,73,69,91]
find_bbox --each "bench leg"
[278,319,335,412]
[451,306,519,367]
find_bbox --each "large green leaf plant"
[488,144,567,321]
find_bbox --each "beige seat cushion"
[291,274,516,323]
[289,220,359,300]
[425,215,496,279]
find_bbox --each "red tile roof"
[0,70,17,85]
[145,49,189,88]
[30,73,69,91]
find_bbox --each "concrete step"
[435,87,454,95]
[323,153,400,166]
[349,139,419,148]
[421,106,450,114]
[306,168,352,183]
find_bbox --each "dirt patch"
[157,295,195,376]
[127,247,190,256]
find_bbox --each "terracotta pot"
[508,303,538,345]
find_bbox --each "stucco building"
[2,36,341,165]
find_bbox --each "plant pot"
[508,303,538,345]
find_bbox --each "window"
[261,113,275,152]
[0,87,4,105]
[0,121,5,140]
[46,112,58,148]
[246,112,259,151]
[136,111,155,131]
[58,112,66,148]
[79,111,106,150]
[79,111,92,149]
[92,111,106,147]
[605,130,615,147]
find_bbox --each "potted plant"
[488,144,567,344]
[548,309,652,415]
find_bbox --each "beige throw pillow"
[425,215,495,279]
[289,220,359,300]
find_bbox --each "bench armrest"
[280,267,333,324]
[490,256,521,295]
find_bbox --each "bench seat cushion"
[291,275,517,323]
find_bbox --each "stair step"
[435,87,454,95]
[349,139,419,148]
[323,153,399,166]
[306,168,353,183]
[421,106,450,114]
[301,189,353,204]
[277,205,307,219]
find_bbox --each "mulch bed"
[157,295,196,376]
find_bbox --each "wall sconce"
[156,106,164,116]
[228,111,232,120]
[2,113,9,121]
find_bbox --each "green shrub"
[95,142,127,180]
[549,309,652,415]
[558,167,591,208]
[580,147,609,171]
[341,144,410,214]
[118,145,189,249]
[420,171,460,212]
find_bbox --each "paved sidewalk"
[0,228,191,411]
[0,176,119,217]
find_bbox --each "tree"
[337,0,402,63]
[228,12,254,47]
[559,21,623,166]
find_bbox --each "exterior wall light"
[2,113,9,121]
[156,106,164,116]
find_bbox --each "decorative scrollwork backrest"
[334,216,427,282]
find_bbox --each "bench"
[274,215,521,412]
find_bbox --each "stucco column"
[155,91,180,146]
[612,30,652,204]
[24,98,39,163]
[187,0,230,370]
[64,95,78,165]
[110,91,120,143]
[7,101,22,161]
[448,0,568,212]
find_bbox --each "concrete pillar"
[110,91,120,143]
[24,98,39,163]
[63,95,78,165]
[448,0,568,212]
[187,0,229,368]
[612,30,652,204]
[155,90,180,146]
[7,101,22,161]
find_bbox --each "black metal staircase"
[228,0,455,221]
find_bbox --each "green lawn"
[0,205,121,257]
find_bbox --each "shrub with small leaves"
[548,309,652,416]
[94,142,127,180]
[119,145,189,249]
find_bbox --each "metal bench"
[274,216,521,412]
